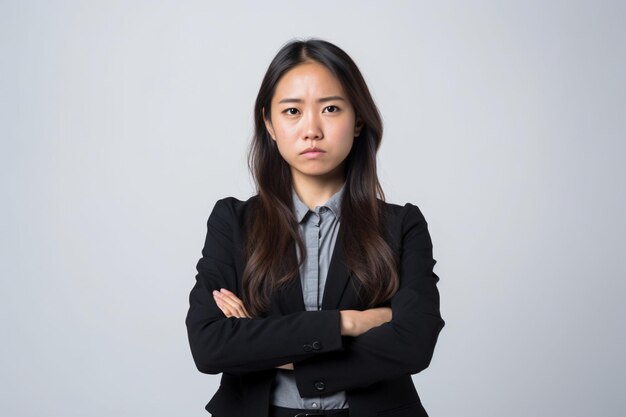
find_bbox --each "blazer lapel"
[277,224,352,314]
[321,225,352,310]
[279,248,306,313]
[272,241,306,314]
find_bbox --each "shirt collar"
[292,181,346,223]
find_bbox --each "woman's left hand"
[212,288,251,318]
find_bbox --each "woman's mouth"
[301,147,326,155]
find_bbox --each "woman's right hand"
[340,307,392,337]
[213,288,251,318]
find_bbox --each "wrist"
[340,310,359,337]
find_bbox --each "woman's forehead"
[272,62,346,102]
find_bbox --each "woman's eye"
[324,105,339,113]
[284,108,299,115]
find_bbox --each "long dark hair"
[243,38,399,316]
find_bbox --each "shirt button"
[312,341,322,350]
[303,344,313,352]
[314,381,326,391]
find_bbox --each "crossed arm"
[212,288,393,370]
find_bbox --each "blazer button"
[303,344,313,352]
[314,381,326,391]
[312,341,322,350]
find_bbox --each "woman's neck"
[291,174,346,211]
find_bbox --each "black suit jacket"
[185,195,444,417]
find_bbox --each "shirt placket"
[303,207,323,409]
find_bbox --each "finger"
[214,298,234,317]
[219,288,238,297]
[217,289,243,306]
[213,292,242,318]
[218,291,250,318]
[218,293,245,311]
[214,296,234,316]
[214,294,248,318]
[219,289,246,306]
[214,289,251,318]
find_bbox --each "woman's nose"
[302,112,323,140]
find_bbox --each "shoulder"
[378,199,431,248]
[209,195,259,218]
[206,194,260,232]
[379,199,428,227]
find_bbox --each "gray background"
[2,1,625,416]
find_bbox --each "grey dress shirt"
[269,181,349,410]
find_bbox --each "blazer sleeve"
[185,198,344,375]
[293,203,445,397]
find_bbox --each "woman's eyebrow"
[278,96,346,104]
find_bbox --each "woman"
[185,38,444,417]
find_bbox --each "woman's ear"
[263,107,276,141]
[354,116,364,138]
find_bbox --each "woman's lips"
[301,151,325,158]
[301,147,326,156]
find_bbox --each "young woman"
[185,39,444,417]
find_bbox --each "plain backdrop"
[1,1,625,416]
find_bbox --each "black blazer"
[185,195,444,417]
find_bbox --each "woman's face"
[264,61,362,184]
